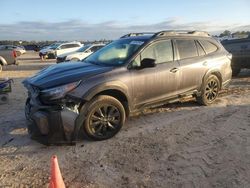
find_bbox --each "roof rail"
[120,32,155,38]
[154,30,210,37]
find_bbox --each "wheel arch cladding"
[93,89,130,117]
[203,70,222,89]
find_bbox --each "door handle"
[170,68,179,73]
[203,61,208,66]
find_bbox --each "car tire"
[82,95,126,141]
[197,75,220,106]
[232,67,241,76]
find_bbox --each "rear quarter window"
[196,41,206,56]
[199,40,218,54]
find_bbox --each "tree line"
[0,31,249,46]
[217,30,250,38]
[0,39,112,46]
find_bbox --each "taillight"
[12,50,17,58]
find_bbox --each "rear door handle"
[170,68,179,73]
[203,61,208,66]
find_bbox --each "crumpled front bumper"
[26,98,79,145]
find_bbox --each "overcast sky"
[0,0,250,41]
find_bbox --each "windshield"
[49,43,61,50]
[84,39,145,66]
[77,44,91,52]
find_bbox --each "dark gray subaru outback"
[23,31,232,144]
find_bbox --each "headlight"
[41,81,81,101]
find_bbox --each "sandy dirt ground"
[0,51,250,188]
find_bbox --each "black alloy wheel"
[204,79,219,102]
[197,75,220,106]
[83,95,125,140]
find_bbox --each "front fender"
[68,80,131,107]
[83,81,129,101]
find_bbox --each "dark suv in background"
[221,36,250,76]
[23,31,232,144]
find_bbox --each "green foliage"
[219,30,250,38]
[219,30,232,37]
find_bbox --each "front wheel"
[197,75,220,106]
[82,95,126,141]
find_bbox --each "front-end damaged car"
[23,31,232,145]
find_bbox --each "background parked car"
[39,42,83,59]
[0,45,26,56]
[0,48,18,72]
[56,43,105,63]
[221,36,250,76]
[24,44,40,52]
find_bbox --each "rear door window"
[60,44,80,49]
[60,45,69,49]
[70,44,81,48]
[199,40,218,54]
[176,40,198,60]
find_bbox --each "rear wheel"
[82,95,126,141]
[197,75,220,106]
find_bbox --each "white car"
[56,43,105,63]
[39,42,83,59]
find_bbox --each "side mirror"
[141,58,156,69]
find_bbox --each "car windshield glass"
[77,45,91,52]
[49,43,61,50]
[84,39,145,66]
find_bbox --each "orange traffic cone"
[49,155,66,188]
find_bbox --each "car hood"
[23,62,113,89]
